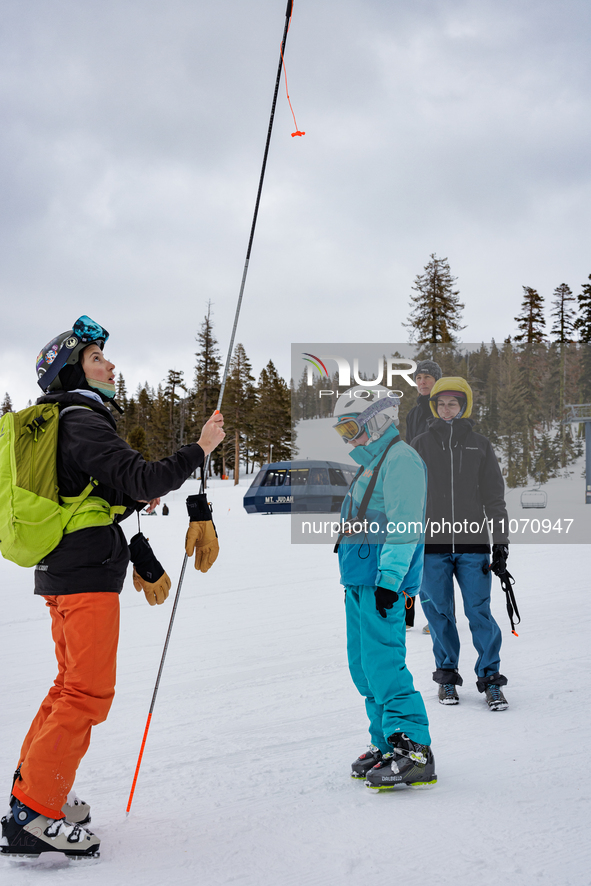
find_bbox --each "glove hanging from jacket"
[185,493,219,573]
[129,532,171,606]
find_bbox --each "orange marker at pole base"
[126,713,152,815]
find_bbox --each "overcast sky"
[1,0,590,408]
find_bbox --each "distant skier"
[333,386,436,790]
[410,377,510,711]
[1,316,225,861]
[162,503,170,516]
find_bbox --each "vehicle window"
[261,469,289,487]
[290,469,309,486]
[328,468,348,487]
[249,470,265,487]
[308,468,329,485]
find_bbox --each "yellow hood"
[429,376,473,418]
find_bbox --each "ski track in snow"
[1,477,589,886]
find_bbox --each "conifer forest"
[2,259,590,488]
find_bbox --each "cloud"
[1,0,590,408]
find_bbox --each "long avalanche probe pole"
[203,0,295,482]
[126,555,189,814]
[126,0,295,814]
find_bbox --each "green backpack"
[0,403,125,568]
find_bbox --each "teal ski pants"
[345,584,431,752]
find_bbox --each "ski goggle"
[333,396,400,442]
[334,416,365,442]
[72,315,109,346]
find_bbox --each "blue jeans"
[419,553,502,679]
[345,585,431,752]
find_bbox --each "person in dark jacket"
[405,360,442,445]
[410,377,510,712]
[404,359,441,629]
[3,316,224,860]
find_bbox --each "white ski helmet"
[333,385,400,443]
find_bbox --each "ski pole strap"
[498,569,520,636]
[333,436,401,553]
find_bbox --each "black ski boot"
[1,796,100,861]
[351,745,383,779]
[364,733,437,791]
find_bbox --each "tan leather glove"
[133,566,171,606]
[185,521,219,572]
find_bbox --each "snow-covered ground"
[1,477,590,886]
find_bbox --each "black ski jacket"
[34,391,205,595]
[405,395,433,444]
[410,418,509,553]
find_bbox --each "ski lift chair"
[520,488,547,509]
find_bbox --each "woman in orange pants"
[13,594,119,820]
[2,315,224,861]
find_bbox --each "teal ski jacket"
[337,425,427,594]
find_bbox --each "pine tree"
[497,343,529,487]
[221,344,256,484]
[404,254,465,343]
[548,286,577,465]
[148,384,171,460]
[251,361,291,465]
[1,392,14,415]
[550,284,577,343]
[532,432,557,484]
[574,276,591,401]
[164,369,187,455]
[475,341,500,443]
[115,373,129,440]
[193,301,221,429]
[128,426,150,460]
[514,287,546,343]
[116,373,128,403]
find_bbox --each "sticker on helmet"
[45,344,59,365]
[65,337,78,349]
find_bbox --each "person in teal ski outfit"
[333,386,436,790]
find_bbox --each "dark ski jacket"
[410,418,509,553]
[405,395,433,444]
[34,391,205,595]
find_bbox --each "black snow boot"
[351,745,383,779]
[476,673,508,711]
[1,796,100,861]
[438,683,459,705]
[364,733,437,791]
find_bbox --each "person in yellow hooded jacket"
[410,377,510,712]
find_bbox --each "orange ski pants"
[12,593,120,819]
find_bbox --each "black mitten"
[129,532,165,582]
